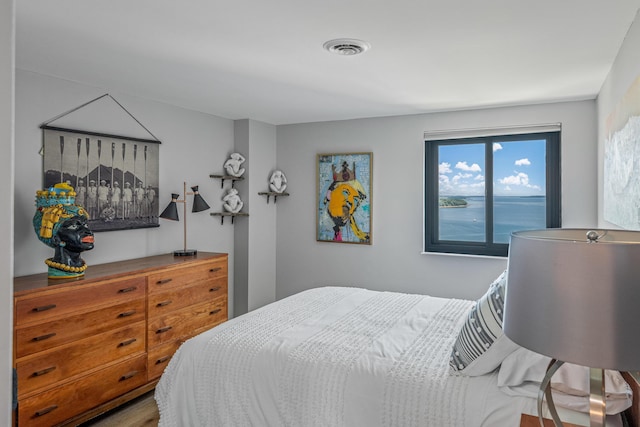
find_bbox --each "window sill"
[421,251,507,260]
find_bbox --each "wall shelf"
[258,191,289,204]
[210,174,244,188]
[211,211,249,225]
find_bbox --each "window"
[424,129,561,257]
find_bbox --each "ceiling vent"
[323,38,371,56]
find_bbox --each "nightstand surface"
[622,371,640,427]
[520,413,580,427]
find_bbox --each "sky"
[438,139,546,197]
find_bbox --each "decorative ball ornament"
[44,258,88,274]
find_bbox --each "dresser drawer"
[17,321,146,398]
[148,322,225,381]
[148,258,227,294]
[15,297,145,358]
[148,276,226,318]
[148,297,227,348]
[15,276,145,326]
[147,340,184,380]
[18,354,147,427]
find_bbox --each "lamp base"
[173,249,197,256]
[539,359,565,426]
[539,360,606,427]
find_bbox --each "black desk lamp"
[159,182,210,256]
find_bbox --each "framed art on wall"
[604,74,640,230]
[317,152,372,244]
[42,126,160,232]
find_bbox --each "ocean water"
[439,196,546,243]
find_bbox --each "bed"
[155,274,633,426]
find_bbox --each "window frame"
[424,131,561,257]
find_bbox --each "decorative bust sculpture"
[269,170,288,193]
[33,182,95,279]
[222,188,243,213]
[223,152,246,177]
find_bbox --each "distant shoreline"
[439,197,468,208]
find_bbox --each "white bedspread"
[155,287,541,426]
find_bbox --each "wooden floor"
[80,391,159,426]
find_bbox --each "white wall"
[14,70,238,314]
[276,101,597,301]
[246,120,277,310]
[233,119,277,315]
[233,120,250,315]
[597,10,640,227]
[0,0,14,424]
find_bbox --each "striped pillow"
[450,271,519,376]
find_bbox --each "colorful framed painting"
[317,152,372,244]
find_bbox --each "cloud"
[439,162,485,195]
[498,172,541,190]
[493,143,503,152]
[439,174,453,193]
[515,158,531,166]
[500,172,530,186]
[455,161,481,172]
[439,162,452,174]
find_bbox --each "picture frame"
[317,152,372,244]
[42,126,160,232]
[604,74,640,230]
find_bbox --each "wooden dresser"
[13,252,228,427]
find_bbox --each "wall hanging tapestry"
[41,94,161,232]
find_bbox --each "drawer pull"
[209,286,221,292]
[156,300,173,307]
[33,304,56,312]
[34,405,58,417]
[118,310,137,318]
[210,308,222,315]
[32,366,56,377]
[118,286,137,294]
[156,278,173,285]
[156,326,173,334]
[32,332,57,342]
[209,267,221,273]
[156,355,171,365]
[118,338,137,347]
[119,370,139,381]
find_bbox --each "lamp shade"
[504,229,640,371]
[159,194,180,221]
[191,186,210,212]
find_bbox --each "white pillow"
[450,271,520,376]
[496,346,549,387]
[497,347,632,415]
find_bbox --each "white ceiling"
[15,0,640,125]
